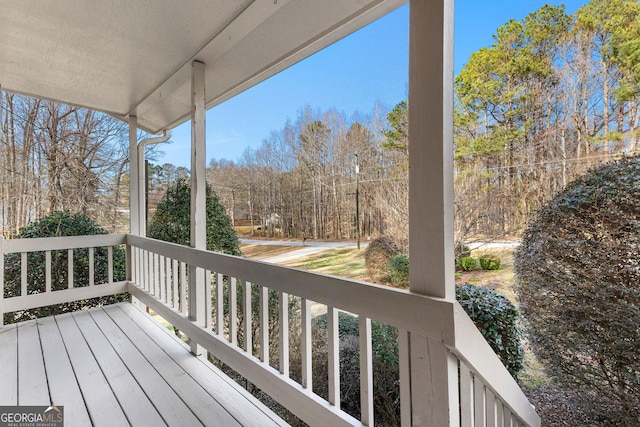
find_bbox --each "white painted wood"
[398,328,411,426]
[72,310,167,426]
[230,277,238,345]
[85,308,202,426]
[460,362,474,427]
[173,259,179,309]
[487,389,497,426]
[327,306,340,407]
[129,115,139,235]
[89,247,94,286]
[217,273,224,335]
[454,304,540,426]
[279,291,289,377]
[45,250,52,292]
[259,285,269,364]
[17,320,51,404]
[154,252,160,296]
[36,317,92,427]
[128,235,455,343]
[0,324,18,404]
[3,234,126,253]
[130,285,362,427]
[205,269,212,330]
[408,0,455,299]
[301,298,312,389]
[503,409,512,427]
[409,334,460,426]
[474,380,486,427]
[55,313,129,426]
[244,281,253,354]
[108,246,113,284]
[3,282,128,313]
[496,400,505,427]
[359,317,373,426]
[68,248,73,288]
[115,303,287,426]
[21,252,27,296]
[93,306,239,426]
[180,261,187,314]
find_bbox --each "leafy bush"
[478,254,501,270]
[148,178,241,256]
[364,236,402,283]
[515,156,640,423]
[3,211,127,324]
[456,283,524,377]
[458,256,477,271]
[389,254,409,288]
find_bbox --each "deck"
[0,302,287,427]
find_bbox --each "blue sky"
[158,0,587,167]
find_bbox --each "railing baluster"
[45,250,51,293]
[487,389,496,426]
[279,291,289,377]
[229,277,237,346]
[259,285,269,365]
[21,252,27,296]
[244,281,252,355]
[496,399,505,427]
[205,269,212,330]
[172,259,179,309]
[153,253,160,297]
[180,261,187,314]
[215,273,223,335]
[460,362,474,427]
[88,247,94,286]
[159,255,165,302]
[108,246,113,285]
[399,328,411,426]
[359,316,373,426]
[301,298,312,389]
[328,306,339,406]
[165,257,171,305]
[475,379,486,427]
[68,248,73,289]
[503,408,512,427]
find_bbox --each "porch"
[0,234,539,426]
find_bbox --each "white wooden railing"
[0,234,540,426]
[0,235,128,327]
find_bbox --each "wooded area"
[1,0,639,245]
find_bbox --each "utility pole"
[355,152,360,250]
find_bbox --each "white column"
[189,60,206,356]
[129,115,139,236]
[407,0,459,425]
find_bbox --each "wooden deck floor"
[0,303,288,427]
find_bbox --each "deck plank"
[55,313,129,427]
[71,309,167,427]
[17,320,49,405]
[103,305,245,426]
[115,303,288,427]
[37,316,92,427]
[0,324,18,405]
[87,308,204,427]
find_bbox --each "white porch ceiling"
[1,0,404,134]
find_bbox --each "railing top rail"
[127,234,456,344]
[2,234,127,253]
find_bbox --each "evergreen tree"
[148,179,241,256]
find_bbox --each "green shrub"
[458,256,477,271]
[389,254,409,288]
[479,254,501,270]
[515,156,640,423]
[364,236,402,283]
[456,283,524,378]
[3,211,127,324]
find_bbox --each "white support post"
[0,236,4,328]
[129,116,139,236]
[407,0,458,426]
[189,60,206,356]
